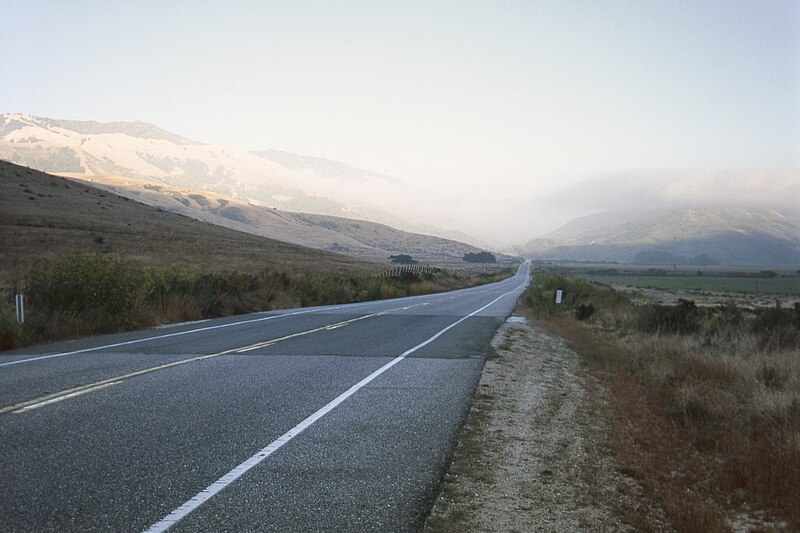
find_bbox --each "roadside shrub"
[147,264,199,304]
[752,303,800,349]
[636,299,702,334]
[25,254,145,316]
[524,274,627,317]
[0,299,27,351]
[574,303,595,320]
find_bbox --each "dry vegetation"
[0,159,379,283]
[525,272,800,531]
[0,254,507,351]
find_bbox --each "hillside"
[0,113,349,214]
[521,208,800,267]
[0,160,380,283]
[0,113,481,246]
[57,173,486,264]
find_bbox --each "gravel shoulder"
[424,314,640,532]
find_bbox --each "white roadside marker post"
[555,289,563,305]
[15,293,25,323]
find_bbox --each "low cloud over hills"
[0,114,502,261]
[0,113,484,248]
[62,174,488,264]
[3,113,797,266]
[521,207,800,267]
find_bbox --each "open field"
[579,274,798,296]
[534,262,800,308]
[537,262,799,279]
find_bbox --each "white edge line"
[143,280,525,533]
[0,306,342,368]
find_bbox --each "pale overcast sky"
[2,0,799,239]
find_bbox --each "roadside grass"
[523,273,800,531]
[0,254,512,351]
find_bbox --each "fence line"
[377,264,439,278]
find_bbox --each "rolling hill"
[0,113,348,214]
[521,208,800,267]
[0,159,381,283]
[0,113,482,246]
[57,173,487,264]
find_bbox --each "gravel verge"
[423,314,640,532]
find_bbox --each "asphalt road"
[1,262,529,532]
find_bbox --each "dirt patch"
[424,315,646,532]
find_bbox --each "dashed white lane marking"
[142,281,525,533]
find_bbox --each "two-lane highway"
[1,262,529,531]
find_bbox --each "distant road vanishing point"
[0,263,529,531]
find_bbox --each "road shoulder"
[423,314,640,532]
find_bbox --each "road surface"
[0,262,529,531]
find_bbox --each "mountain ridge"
[521,207,800,267]
[58,172,490,264]
[0,113,484,248]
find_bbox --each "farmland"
[534,263,800,307]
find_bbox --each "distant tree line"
[390,254,418,265]
[463,251,496,263]
[633,250,718,267]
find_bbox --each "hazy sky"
[2,0,799,240]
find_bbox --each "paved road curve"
[1,262,529,531]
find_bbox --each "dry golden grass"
[538,316,736,532]
[0,159,381,286]
[524,275,800,531]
